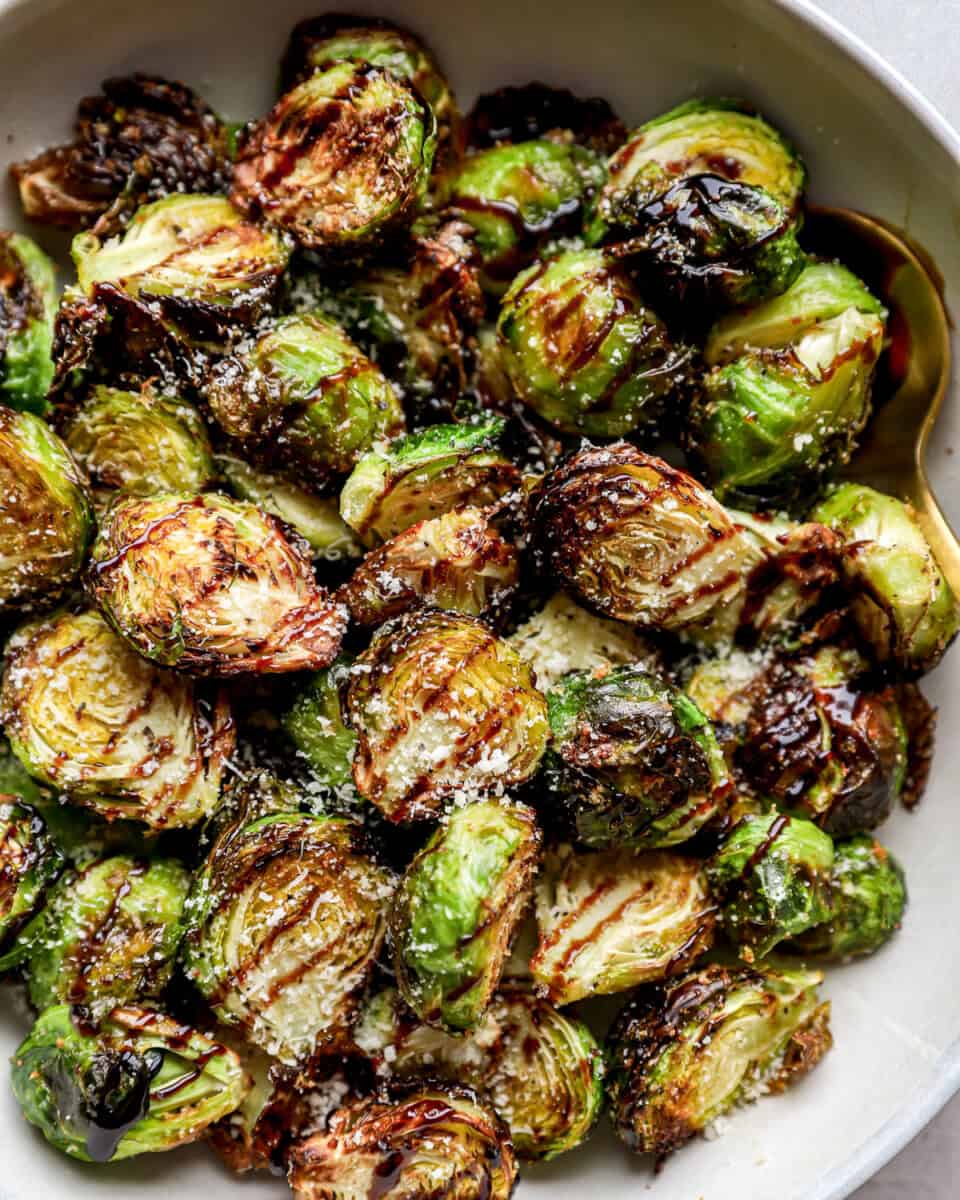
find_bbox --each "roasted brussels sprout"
[688,261,885,510]
[0,799,63,952]
[811,483,960,674]
[340,506,519,627]
[1,609,234,829]
[233,62,437,254]
[357,982,603,1160]
[0,407,93,609]
[391,798,540,1031]
[282,656,358,794]
[531,845,715,1004]
[12,1004,249,1162]
[0,233,56,414]
[11,74,230,234]
[497,248,692,437]
[64,384,215,500]
[465,82,625,155]
[707,812,835,959]
[88,492,347,675]
[182,811,393,1063]
[287,1082,517,1200]
[340,419,521,547]
[605,962,831,1156]
[586,98,807,307]
[346,610,549,821]
[543,666,730,849]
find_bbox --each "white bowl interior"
[0,1,958,1198]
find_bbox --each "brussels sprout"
[687,262,886,511]
[586,98,807,307]
[11,74,230,235]
[0,799,63,952]
[12,1004,249,1162]
[233,62,436,254]
[465,82,625,155]
[530,845,715,1004]
[811,483,960,674]
[1,609,234,830]
[88,492,347,675]
[0,407,93,609]
[357,983,603,1160]
[496,248,692,437]
[542,666,730,849]
[287,1081,518,1200]
[340,506,519,627]
[605,962,831,1156]
[207,314,405,486]
[64,384,215,500]
[444,139,606,290]
[390,798,539,1032]
[182,811,393,1064]
[707,812,835,959]
[340,419,521,547]
[346,610,549,821]
[0,232,56,414]
[282,656,358,793]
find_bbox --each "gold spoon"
[803,206,960,594]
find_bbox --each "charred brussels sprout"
[89,492,347,675]
[0,609,233,829]
[64,384,215,499]
[207,314,405,485]
[182,811,393,1064]
[233,62,437,254]
[0,233,56,414]
[340,419,521,547]
[357,983,603,1160]
[605,962,831,1156]
[811,483,960,674]
[707,812,835,959]
[288,1082,517,1200]
[788,835,906,960]
[340,506,519,627]
[688,262,885,510]
[531,845,715,1004]
[497,248,692,437]
[390,798,540,1031]
[0,799,63,952]
[0,407,93,609]
[464,82,626,155]
[543,666,730,849]
[282,656,358,793]
[11,74,230,234]
[586,98,806,307]
[346,610,549,821]
[12,1004,249,1162]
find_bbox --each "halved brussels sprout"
[497,247,692,437]
[64,384,216,499]
[465,82,625,155]
[605,962,831,1156]
[0,798,63,952]
[688,262,885,511]
[340,419,521,547]
[357,982,604,1160]
[811,483,960,674]
[346,610,549,821]
[707,811,835,959]
[89,492,347,675]
[340,506,519,627]
[207,314,405,486]
[543,665,731,849]
[287,1082,517,1200]
[390,798,540,1031]
[586,98,807,307]
[12,1004,249,1162]
[282,656,358,793]
[233,62,437,254]
[182,811,393,1064]
[1,609,234,830]
[0,407,93,609]
[11,74,230,234]
[0,233,56,414]
[531,845,715,1004]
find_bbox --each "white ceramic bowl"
[0,1,958,1197]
